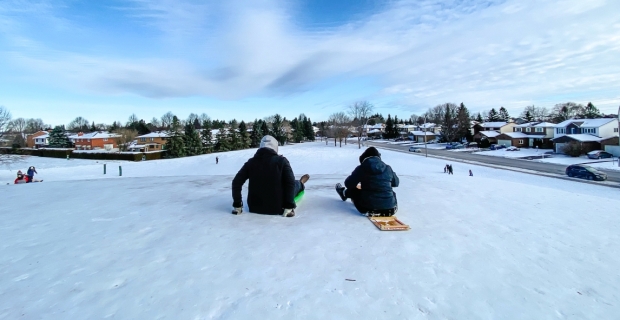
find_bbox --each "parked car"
[586,150,613,159]
[408,146,422,153]
[565,164,607,181]
[445,142,463,149]
[466,142,478,148]
[394,138,404,142]
[490,144,506,150]
[506,146,520,151]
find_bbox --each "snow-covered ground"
[2,142,620,319]
[474,148,554,159]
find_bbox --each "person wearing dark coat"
[448,164,453,175]
[27,166,38,181]
[232,135,309,217]
[335,147,399,215]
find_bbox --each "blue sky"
[1,0,619,126]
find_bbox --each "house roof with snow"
[410,131,436,136]
[68,131,120,139]
[419,123,436,129]
[533,122,556,127]
[514,122,538,128]
[552,134,603,142]
[137,132,169,138]
[554,118,616,128]
[499,132,529,138]
[480,122,508,128]
[478,130,501,138]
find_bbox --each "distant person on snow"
[469,169,473,176]
[27,166,37,181]
[448,164,454,175]
[14,170,42,184]
[232,135,310,217]
[216,156,219,164]
[335,147,399,216]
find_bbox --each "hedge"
[0,148,166,161]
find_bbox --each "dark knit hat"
[359,147,381,163]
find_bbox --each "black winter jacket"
[232,148,296,214]
[344,156,399,210]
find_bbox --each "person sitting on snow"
[335,147,399,216]
[231,135,310,217]
[14,171,30,184]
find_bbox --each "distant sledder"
[335,147,399,217]
[14,170,43,184]
[231,135,310,217]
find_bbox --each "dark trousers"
[294,180,304,197]
[344,188,397,214]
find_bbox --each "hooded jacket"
[344,156,399,210]
[232,140,296,214]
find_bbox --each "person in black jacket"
[335,147,399,216]
[232,135,309,217]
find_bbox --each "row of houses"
[472,118,619,153]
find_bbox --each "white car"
[506,146,520,151]
[408,146,422,153]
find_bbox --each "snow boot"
[283,208,295,217]
[231,207,243,215]
[335,183,347,201]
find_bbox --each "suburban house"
[473,121,516,134]
[397,124,417,138]
[409,131,436,143]
[129,132,169,152]
[509,122,556,148]
[361,124,385,138]
[495,132,530,148]
[551,118,619,154]
[26,131,49,148]
[475,131,501,144]
[68,132,121,151]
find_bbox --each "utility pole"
[424,117,428,157]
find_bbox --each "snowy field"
[2,142,620,319]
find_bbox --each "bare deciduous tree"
[348,101,374,149]
[25,118,45,133]
[199,113,211,124]
[67,116,89,132]
[328,112,351,147]
[0,106,12,143]
[114,128,138,152]
[8,118,26,134]
[520,105,550,122]
[150,117,161,129]
[161,111,175,129]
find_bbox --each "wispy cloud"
[1,0,619,115]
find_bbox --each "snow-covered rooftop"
[554,134,603,142]
[410,131,436,136]
[500,132,529,138]
[555,118,617,128]
[514,122,538,128]
[478,130,501,137]
[68,131,120,139]
[137,132,169,138]
[480,122,508,128]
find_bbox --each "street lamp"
[424,117,428,157]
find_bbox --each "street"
[365,141,620,185]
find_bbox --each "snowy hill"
[2,142,620,319]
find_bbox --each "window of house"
[516,128,522,132]
[570,128,575,134]
[150,138,154,141]
[615,128,619,133]
[140,138,146,142]
[526,128,531,132]
[518,139,524,144]
[88,139,91,142]
[103,138,108,141]
[535,128,543,132]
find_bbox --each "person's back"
[335,147,399,214]
[232,135,309,217]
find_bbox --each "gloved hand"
[232,207,243,215]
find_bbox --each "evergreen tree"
[304,117,315,141]
[270,114,286,145]
[109,121,119,132]
[524,110,534,122]
[456,103,472,141]
[260,121,270,137]
[229,127,241,150]
[238,121,251,149]
[183,122,203,156]
[90,121,97,132]
[487,108,500,122]
[164,116,186,158]
[249,119,261,147]
[498,107,510,122]
[48,126,72,148]
[581,102,602,119]
[475,113,483,122]
[215,128,231,152]
[384,114,396,139]
[201,119,213,153]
